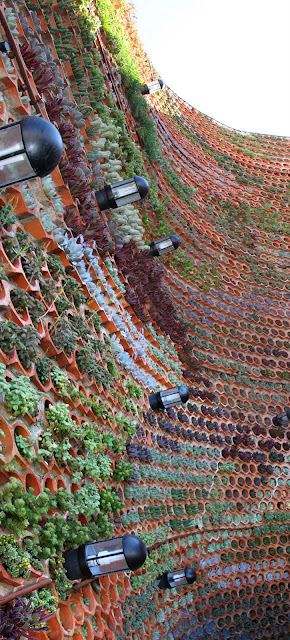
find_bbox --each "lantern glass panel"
[0,122,24,156]
[169,569,187,587]
[85,538,128,577]
[161,387,182,408]
[0,122,35,187]
[111,178,140,207]
[148,80,161,93]
[156,238,174,254]
[0,153,34,187]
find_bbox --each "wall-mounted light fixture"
[63,534,147,581]
[95,176,149,211]
[149,386,189,411]
[0,116,63,188]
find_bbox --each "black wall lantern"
[272,408,290,427]
[149,234,180,257]
[158,567,197,590]
[149,386,189,411]
[0,116,63,188]
[141,79,164,95]
[95,176,149,211]
[63,534,147,581]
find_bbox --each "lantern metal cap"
[141,84,150,95]
[149,391,162,411]
[123,534,147,571]
[185,567,197,584]
[170,234,180,249]
[134,176,149,200]
[20,116,63,178]
[63,547,84,581]
[178,385,190,404]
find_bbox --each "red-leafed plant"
[0,596,54,640]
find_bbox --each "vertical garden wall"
[0,1,289,639]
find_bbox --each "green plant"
[51,318,78,355]
[0,201,15,229]
[113,460,133,482]
[76,347,111,387]
[46,254,66,280]
[24,588,58,614]
[99,488,124,513]
[0,478,54,536]
[49,558,72,600]
[46,403,77,435]
[0,535,32,578]
[84,309,101,333]
[63,275,86,308]
[72,484,100,517]
[115,415,136,437]
[36,356,53,384]
[14,433,35,461]
[0,321,39,368]
[4,376,41,417]
[50,367,79,402]
[39,279,59,303]
[10,288,45,327]
[123,380,143,399]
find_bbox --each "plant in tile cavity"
[15,432,35,462]
[47,254,66,280]
[0,321,40,368]
[4,376,41,417]
[0,478,55,536]
[84,309,101,333]
[0,202,15,229]
[123,380,143,399]
[24,588,58,615]
[91,337,106,357]
[76,347,111,388]
[0,596,54,639]
[51,318,78,355]
[55,296,72,315]
[69,315,91,341]
[113,460,133,481]
[63,276,86,308]
[0,534,32,578]
[51,366,79,402]
[22,250,45,282]
[1,236,23,263]
[10,288,45,327]
[107,358,118,377]
[49,558,72,600]
[39,279,60,303]
[36,356,53,385]
[99,488,124,514]
[46,403,77,436]
[115,415,136,437]
[72,484,100,517]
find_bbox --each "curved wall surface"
[143,86,290,640]
[0,1,289,640]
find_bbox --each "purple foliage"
[257,463,274,476]
[0,597,53,640]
